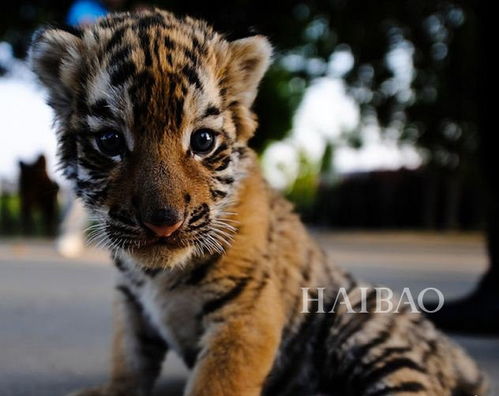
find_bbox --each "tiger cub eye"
[96,131,126,157]
[190,129,216,154]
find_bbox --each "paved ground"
[1,232,498,395]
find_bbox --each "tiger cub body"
[30,9,487,396]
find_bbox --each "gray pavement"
[1,232,498,395]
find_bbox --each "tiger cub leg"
[184,283,283,396]
[68,285,168,396]
[185,319,280,396]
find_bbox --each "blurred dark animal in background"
[19,154,59,236]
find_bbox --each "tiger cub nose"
[143,207,183,238]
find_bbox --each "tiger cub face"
[30,9,272,267]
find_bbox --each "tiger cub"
[30,9,487,396]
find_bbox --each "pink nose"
[144,220,183,237]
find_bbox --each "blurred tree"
[306,0,480,230]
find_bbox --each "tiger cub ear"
[227,35,273,108]
[29,27,83,116]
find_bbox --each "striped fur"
[30,9,487,396]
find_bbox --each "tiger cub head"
[30,9,272,267]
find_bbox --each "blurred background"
[0,0,490,233]
[1,1,498,395]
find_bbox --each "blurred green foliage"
[285,151,319,216]
[252,65,306,152]
[0,194,20,234]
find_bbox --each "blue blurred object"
[67,0,108,27]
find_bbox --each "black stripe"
[203,153,228,167]
[265,299,325,394]
[191,35,206,56]
[108,46,132,69]
[116,284,141,310]
[88,99,114,119]
[78,184,109,206]
[59,134,77,179]
[75,178,105,194]
[201,277,250,316]
[152,34,163,68]
[113,259,145,287]
[219,86,227,99]
[136,14,167,30]
[233,145,248,160]
[129,70,154,125]
[314,301,340,385]
[343,331,391,373]
[114,258,126,272]
[77,158,110,178]
[181,64,202,90]
[252,269,270,298]
[185,254,220,285]
[110,61,136,86]
[76,89,89,116]
[365,346,412,372]
[214,157,231,171]
[165,53,173,66]
[183,47,198,65]
[231,110,241,129]
[104,26,127,53]
[76,181,108,205]
[210,189,227,199]
[188,204,209,225]
[204,105,220,118]
[99,15,128,29]
[359,358,426,395]
[169,91,185,129]
[331,308,374,349]
[138,30,152,67]
[188,219,210,231]
[209,143,228,158]
[334,289,376,345]
[164,36,175,50]
[135,325,168,384]
[215,176,235,185]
